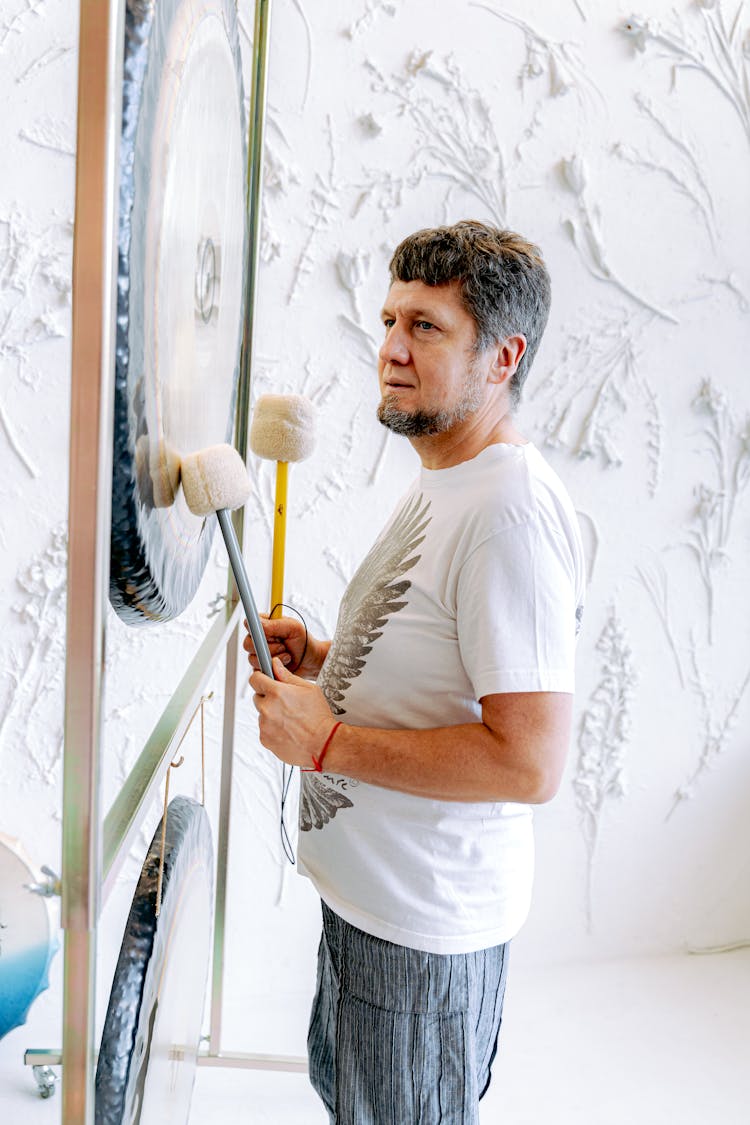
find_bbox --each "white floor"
[2,949,748,1123]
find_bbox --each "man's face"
[377,279,488,437]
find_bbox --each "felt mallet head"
[134,434,181,509]
[249,394,316,463]
[181,443,251,516]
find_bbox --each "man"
[245,221,585,1123]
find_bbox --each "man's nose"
[379,324,410,366]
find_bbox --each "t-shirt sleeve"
[456,515,579,699]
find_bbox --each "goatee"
[377,397,460,436]
[377,364,485,437]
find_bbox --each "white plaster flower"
[548,55,574,97]
[522,44,545,80]
[743,29,750,59]
[694,483,722,524]
[693,378,727,417]
[696,0,717,9]
[469,144,500,176]
[620,15,653,52]
[260,221,283,265]
[263,146,300,195]
[560,154,588,195]
[406,49,432,77]
[335,250,371,295]
[358,112,383,137]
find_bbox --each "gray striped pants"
[308,902,510,1124]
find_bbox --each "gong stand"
[22,1,306,1120]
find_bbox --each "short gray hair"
[389,220,551,408]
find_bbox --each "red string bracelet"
[303,721,342,773]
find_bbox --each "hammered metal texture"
[110,0,246,625]
[95,797,213,1124]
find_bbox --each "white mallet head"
[249,394,316,463]
[134,434,181,508]
[181,444,251,516]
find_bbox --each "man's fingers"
[243,633,292,662]
[249,668,277,694]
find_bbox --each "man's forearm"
[321,718,563,805]
[251,659,572,803]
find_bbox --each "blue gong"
[0,834,58,1042]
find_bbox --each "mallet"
[181,443,273,677]
[249,394,315,618]
[135,434,181,509]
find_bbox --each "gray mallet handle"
[216,507,273,678]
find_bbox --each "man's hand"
[250,658,338,768]
[243,613,329,679]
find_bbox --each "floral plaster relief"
[0,526,67,785]
[0,208,72,475]
[344,0,399,41]
[684,380,750,643]
[0,0,51,54]
[622,4,750,144]
[19,115,75,157]
[531,305,663,496]
[559,155,679,325]
[366,51,508,225]
[574,609,637,931]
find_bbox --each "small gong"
[95,796,214,1124]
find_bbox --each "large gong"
[110,0,247,624]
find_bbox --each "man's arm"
[250,659,572,804]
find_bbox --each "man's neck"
[409,409,528,470]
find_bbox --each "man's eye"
[383,319,395,330]
[415,321,435,331]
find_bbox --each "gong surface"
[0,834,58,1041]
[110,0,247,624]
[95,797,214,1124]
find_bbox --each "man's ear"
[489,334,527,384]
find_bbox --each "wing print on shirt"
[300,492,432,832]
[318,492,432,715]
[299,776,354,832]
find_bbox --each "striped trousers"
[308,902,510,1124]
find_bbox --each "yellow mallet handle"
[270,460,288,619]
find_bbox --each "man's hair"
[388,220,551,408]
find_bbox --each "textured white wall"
[1,0,749,1056]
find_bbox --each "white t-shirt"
[298,442,585,954]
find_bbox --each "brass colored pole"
[62,0,124,1118]
[270,460,289,617]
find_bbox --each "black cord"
[269,602,309,866]
[268,601,308,674]
[279,762,296,866]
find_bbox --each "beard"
[377,361,485,437]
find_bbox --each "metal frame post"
[61,0,124,1118]
[208,0,274,1058]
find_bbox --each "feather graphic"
[300,492,432,832]
[318,492,431,714]
[299,775,354,831]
